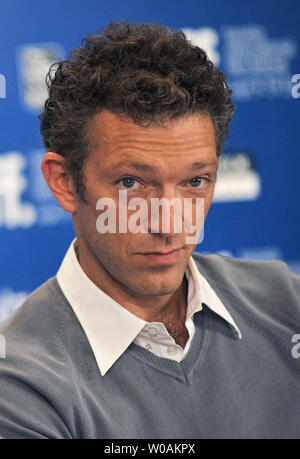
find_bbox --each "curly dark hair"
[40,21,234,200]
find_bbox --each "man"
[0,21,299,439]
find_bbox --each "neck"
[74,240,190,346]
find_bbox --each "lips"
[139,248,182,255]
[137,248,182,264]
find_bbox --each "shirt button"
[145,344,152,351]
[167,346,178,356]
[147,326,159,336]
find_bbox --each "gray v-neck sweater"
[0,252,299,439]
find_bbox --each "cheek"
[93,232,133,258]
[80,205,99,234]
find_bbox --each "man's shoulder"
[192,251,300,338]
[0,276,77,365]
[0,278,81,438]
[192,251,300,285]
[1,276,70,330]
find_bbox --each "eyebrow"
[111,160,217,172]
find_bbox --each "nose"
[147,187,184,236]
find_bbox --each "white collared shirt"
[57,239,241,376]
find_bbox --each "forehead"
[88,109,217,166]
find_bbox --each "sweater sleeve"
[0,354,73,439]
[0,279,85,439]
[291,267,300,298]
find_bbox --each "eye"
[117,177,140,189]
[188,177,210,188]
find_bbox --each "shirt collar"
[187,255,242,340]
[57,239,241,376]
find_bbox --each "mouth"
[137,248,182,264]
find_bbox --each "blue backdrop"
[0,0,299,322]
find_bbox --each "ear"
[41,152,78,213]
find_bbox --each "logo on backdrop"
[181,27,220,65]
[183,24,297,101]
[0,150,70,229]
[213,152,261,203]
[0,152,36,228]
[222,24,297,101]
[0,74,5,99]
[17,42,65,112]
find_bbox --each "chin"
[128,278,181,297]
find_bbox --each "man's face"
[74,110,218,297]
